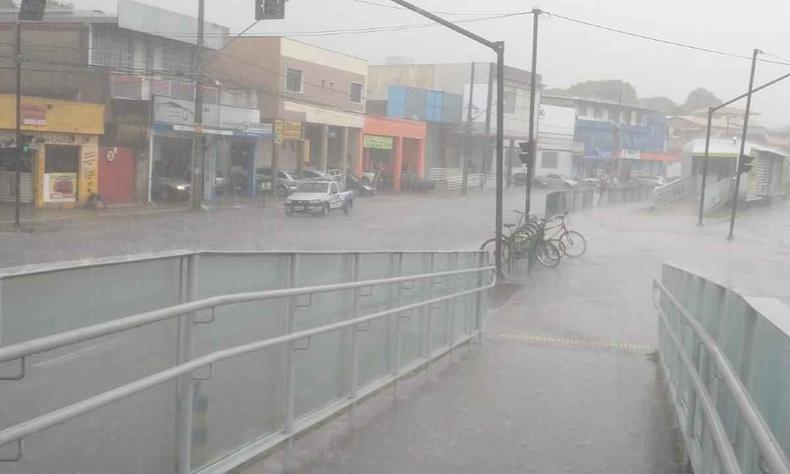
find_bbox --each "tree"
[682,88,722,112]
[639,97,678,115]
[562,80,639,104]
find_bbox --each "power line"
[541,9,790,67]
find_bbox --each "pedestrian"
[598,175,608,205]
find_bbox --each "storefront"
[0,94,104,208]
[149,95,272,202]
[361,116,426,191]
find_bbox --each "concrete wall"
[0,23,107,103]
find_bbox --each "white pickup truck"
[285,180,354,216]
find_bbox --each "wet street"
[239,198,790,473]
[2,190,788,473]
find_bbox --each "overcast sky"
[74,0,790,129]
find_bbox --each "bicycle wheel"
[561,230,587,258]
[548,238,566,257]
[510,229,533,257]
[480,237,511,272]
[535,240,561,268]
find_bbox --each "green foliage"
[682,88,722,112]
[560,80,639,104]
[639,97,678,115]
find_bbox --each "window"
[503,87,517,114]
[285,68,303,93]
[45,145,80,173]
[330,183,339,194]
[541,151,559,169]
[593,107,603,119]
[350,82,363,103]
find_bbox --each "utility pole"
[461,62,475,195]
[728,48,760,240]
[524,9,540,216]
[191,0,206,210]
[696,68,790,226]
[389,0,507,278]
[697,108,713,225]
[14,20,22,229]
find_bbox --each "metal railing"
[653,263,790,474]
[430,167,486,191]
[653,176,694,210]
[544,188,594,217]
[0,250,493,474]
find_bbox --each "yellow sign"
[0,94,104,135]
[283,120,302,140]
[274,120,284,144]
[364,134,393,150]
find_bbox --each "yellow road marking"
[498,332,654,354]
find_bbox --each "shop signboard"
[22,104,47,126]
[274,120,284,144]
[363,134,393,150]
[619,149,641,160]
[43,173,77,203]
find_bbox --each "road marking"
[33,338,124,368]
[498,332,654,354]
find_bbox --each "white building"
[536,104,576,178]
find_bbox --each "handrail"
[653,279,790,474]
[0,280,494,451]
[0,265,494,366]
[655,302,741,474]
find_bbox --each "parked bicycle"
[543,213,587,258]
[480,211,563,274]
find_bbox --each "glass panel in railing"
[0,256,183,345]
[193,346,284,471]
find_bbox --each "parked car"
[535,173,579,188]
[346,173,376,196]
[152,176,191,202]
[285,180,354,216]
[298,168,336,182]
[256,168,300,196]
[633,175,666,187]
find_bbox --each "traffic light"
[255,0,285,20]
[518,141,531,164]
[738,154,755,174]
[19,135,34,153]
[19,0,47,21]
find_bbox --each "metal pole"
[697,108,713,226]
[176,254,199,474]
[191,0,206,210]
[524,9,540,216]
[728,49,760,240]
[461,62,476,195]
[388,0,505,278]
[14,20,22,229]
[494,44,505,279]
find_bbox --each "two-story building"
[543,95,674,179]
[0,0,271,206]
[209,37,367,180]
[368,61,541,178]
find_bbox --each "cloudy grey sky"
[75,0,790,128]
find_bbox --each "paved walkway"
[241,201,790,473]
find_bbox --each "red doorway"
[98,147,135,203]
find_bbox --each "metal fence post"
[347,254,361,409]
[282,253,299,461]
[392,252,404,396]
[423,254,435,372]
[446,253,459,358]
[176,253,199,474]
[475,252,487,341]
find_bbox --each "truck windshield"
[297,182,329,193]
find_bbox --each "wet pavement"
[240,200,790,474]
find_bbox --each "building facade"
[210,37,367,180]
[543,95,673,179]
[368,62,541,178]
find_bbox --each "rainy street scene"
[0,0,789,473]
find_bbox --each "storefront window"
[45,145,79,173]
